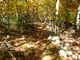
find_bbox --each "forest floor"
[0,27,80,60]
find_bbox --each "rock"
[66,51,73,56]
[59,50,67,57]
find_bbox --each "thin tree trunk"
[55,0,60,35]
[76,4,80,34]
[16,0,18,24]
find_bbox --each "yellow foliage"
[0,0,3,2]
[0,0,57,19]
[29,0,34,2]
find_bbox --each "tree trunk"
[55,0,60,35]
[76,4,80,34]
